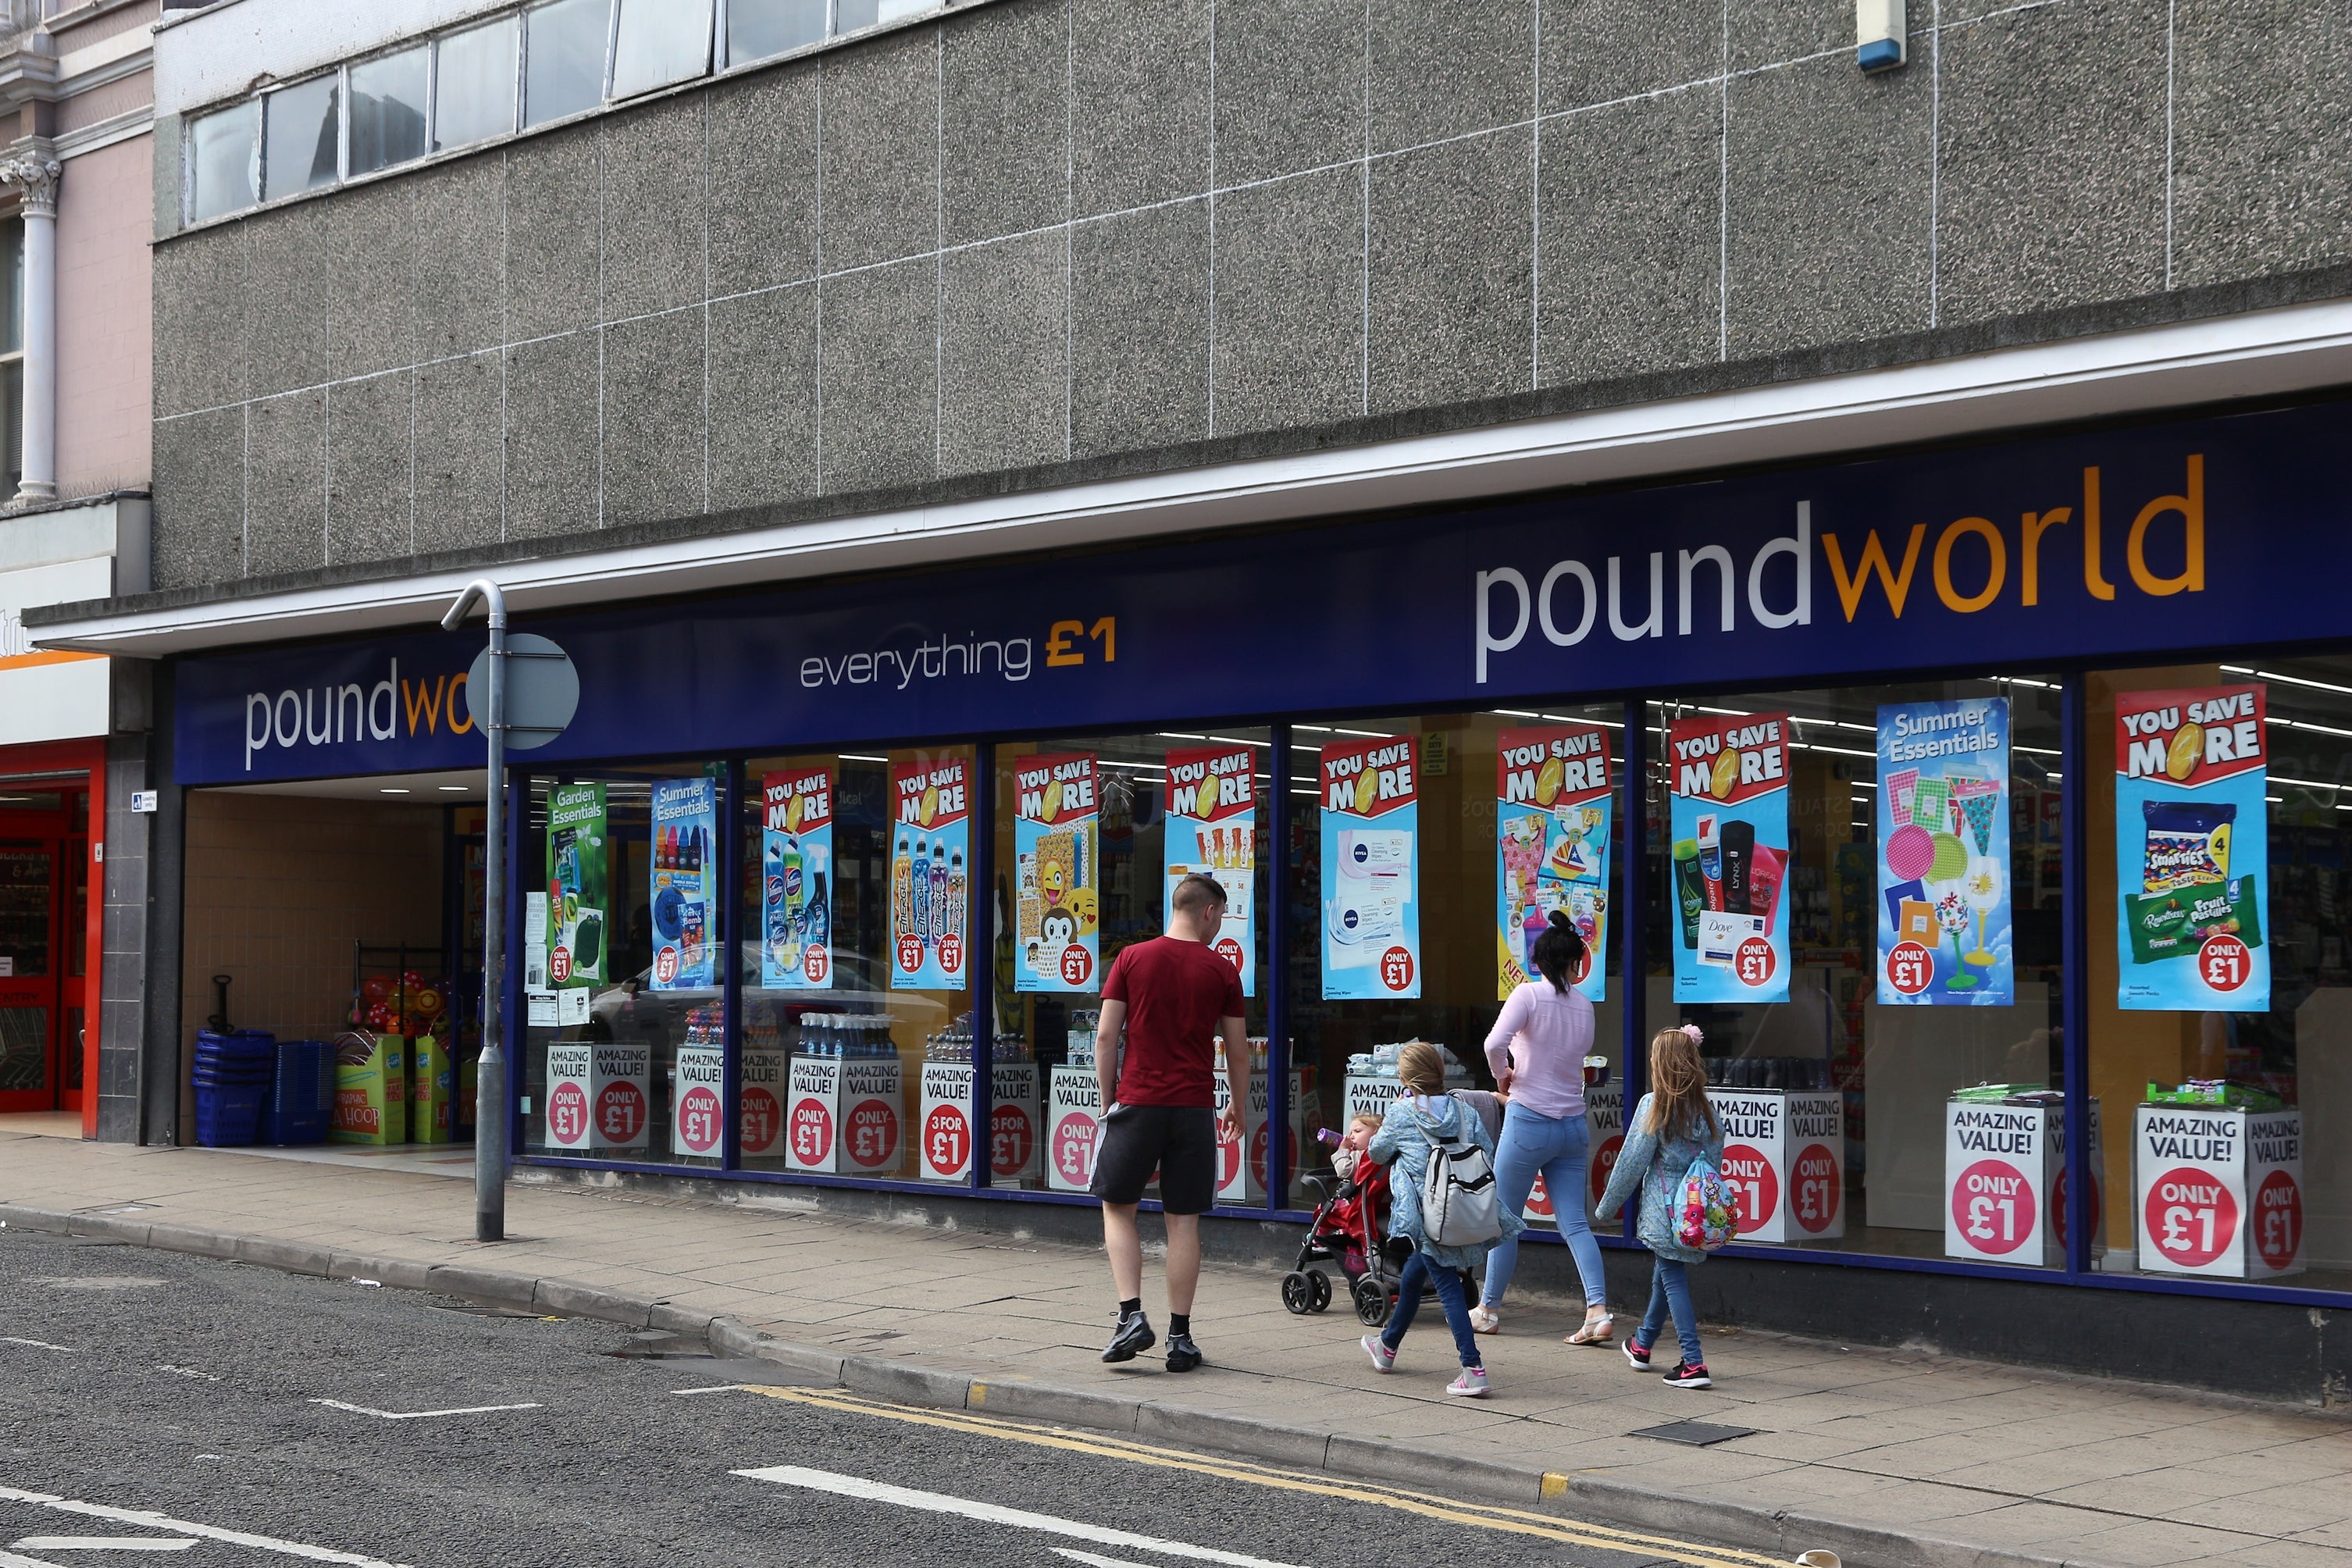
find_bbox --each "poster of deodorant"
[1667,713,1791,1004]
[761,766,835,990]
[545,782,608,997]
[1164,744,1257,996]
[1495,725,1610,1002]
[889,757,971,992]
[1876,698,2012,1006]
[1320,736,1420,1000]
[648,777,717,991]
[1014,753,1100,992]
[2115,684,2269,1012]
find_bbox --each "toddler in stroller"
[1282,1114,1400,1324]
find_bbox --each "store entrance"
[0,782,91,1116]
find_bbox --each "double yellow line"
[742,1384,1783,1568]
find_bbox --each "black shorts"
[1089,1103,1218,1215]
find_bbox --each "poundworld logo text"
[244,659,474,771]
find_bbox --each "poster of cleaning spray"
[1165,744,1256,994]
[1320,736,1420,1000]
[890,757,971,991]
[1667,713,1790,1004]
[1495,725,1610,1002]
[761,766,835,989]
[545,782,608,1016]
[2115,685,2269,1011]
[1015,753,1100,992]
[1876,699,2012,1005]
[647,777,717,991]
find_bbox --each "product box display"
[2133,1103,2301,1279]
[1046,1065,1105,1194]
[917,1060,1038,1182]
[738,1046,789,1160]
[331,1034,405,1146]
[543,1040,651,1154]
[1214,1068,1317,1206]
[1944,1096,2105,1267]
[409,1035,451,1144]
[786,1053,904,1175]
[1708,1085,1844,1243]
[670,1045,725,1163]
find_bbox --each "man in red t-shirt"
[1089,873,1247,1373]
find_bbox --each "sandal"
[1468,1305,1501,1335]
[1564,1313,1614,1346]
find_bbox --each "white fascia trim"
[37,293,2352,658]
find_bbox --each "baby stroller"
[1281,1160,1400,1326]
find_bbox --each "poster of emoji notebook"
[1014,753,1100,992]
[2115,685,2268,1011]
[1495,724,1610,1002]
[1667,711,1790,1004]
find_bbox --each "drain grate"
[1626,1420,1756,1447]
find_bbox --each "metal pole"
[443,579,508,1242]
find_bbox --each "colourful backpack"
[1677,1157,1740,1253]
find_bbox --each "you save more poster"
[890,757,971,991]
[1495,724,1610,1001]
[1667,713,1790,1003]
[762,765,835,990]
[1320,736,1419,1000]
[1014,753,1100,992]
[2115,685,2269,1010]
[1165,744,1257,994]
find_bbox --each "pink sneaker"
[1361,1335,1395,1374]
[1447,1367,1490,1398]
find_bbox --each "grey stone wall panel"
[1369,127,1533,414]
[818,258,939,493]
[821,30,941,273]
[1069,199,1210,458]
[1070,0,1209,216]
[326,181,416,382]
[940,229,1068,476]
[1213,0,1365,187]
[245,207,330,399]
[942,0,1069,248]
[415,350,504,555]
[1541,0,1719,113]
[503,332,600,540]
[150,407,244,589]
[244,390,328,576]
[1538,86,1722,385]
[708,68,821,298]
[602,96,709,322]
[1369,0,1534,153]
[326,372,414,563]
[1729,0,1844,74]
[1212,164,1365,437]
[415,153,507,362]
[152,226,247,418]
[602,311,708,528]
[1935,0,2169,324]
[708,284,819,512]
[506,127,604,341]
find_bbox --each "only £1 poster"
[1876,698,2013,1005]
[889,757,971,991]
[1495,725,1610,1001]
[2115,685,2270,1011]
[1667,713,1791,1003]
[1165,744,1257,994]
[1014,753,1101,992]
[648,777,717,991]
[761,766,835,990]
[1320,736,1420,1000]
[545,782,608,994]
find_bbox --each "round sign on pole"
[465,633,580,751]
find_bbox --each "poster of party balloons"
[1876,698,2012,1005]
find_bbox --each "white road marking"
[1055,1551,1164,1568]
[734,1466,1306,1568]
[12,1538,195,1551]
[669,1384,748,1396]
[308,1399,541,1420]
[154,1367,218,1383]
[0,1340,71,1352]
[0,1549,63,1568]
[0,1487,408,1566]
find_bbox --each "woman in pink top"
[1470,911,1613,1343]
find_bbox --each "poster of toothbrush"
[1320,736,1420,1000]
[761,765,835,989]
[545,782,608,1008]
[1876,699,2012,1006]
[890,756,971,991]
[1667,713,1790,1003]
[1165,744,1257,995]
[1014,753,1100,992]
[648,777,718,991]
[2115,685,2268,1011]
[1495,724,1611,1002]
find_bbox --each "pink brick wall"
[58,133,152,500]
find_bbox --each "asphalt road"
[0,1227,1749,1568]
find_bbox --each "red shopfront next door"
[0,784,91,1116]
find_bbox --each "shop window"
[434,16,521,151]
[836,0,930,33]
[611,0,713,99]
[347,45,430,176]
[1641,679,2065,1267]
[2089,658,2346,1290]
[523,0,611,128]
[262,73,342,201]
[187,99,260,222]
[986,732,1273,1198]
[726,0,827,64]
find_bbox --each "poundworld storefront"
[112,394,2352,1394]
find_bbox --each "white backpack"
[1420,1121,1502,1248]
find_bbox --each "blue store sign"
[176,398,2352,786]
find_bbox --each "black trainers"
[1662,1360,1712,1389]
[1165,1331,1203,1373]
[1101,1310,1156,1363]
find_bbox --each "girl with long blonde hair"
[1595,1024,1727,1388]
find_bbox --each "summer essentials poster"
[545,782,608,996]
[1014,753,1101,992]
[648,777,717,991]
[1876,698,2013,1005]
[1495,724,1611,1002]
[1667,713,1791,1003]
[1165,744,1257,995]
[761,766,835,990]
[1320,736,1420,1000]
[2115,685,2269,1011]
[890,757,971,991]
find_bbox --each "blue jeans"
[1381,1252,1482,1369]
[1636,1255,1704,1367]
[1480,1105,1609,1310]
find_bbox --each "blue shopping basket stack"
[261,1039,333,1146]
[192,1028,275,1147]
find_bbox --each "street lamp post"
[443,579,509,1243]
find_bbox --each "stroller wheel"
[1280,1270,1315,1315]
[1306,1269,1332,1313]
[1352,1274,1392,1327]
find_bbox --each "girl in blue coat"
[1595,1024,1726,1389]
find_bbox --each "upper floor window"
[435,16,520,151]
[725,0,825,63]
[348,45,430,176]
[612,0,712,100]
[523,0,608,128]
[187,99,260,223]
[262,73,341,201]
